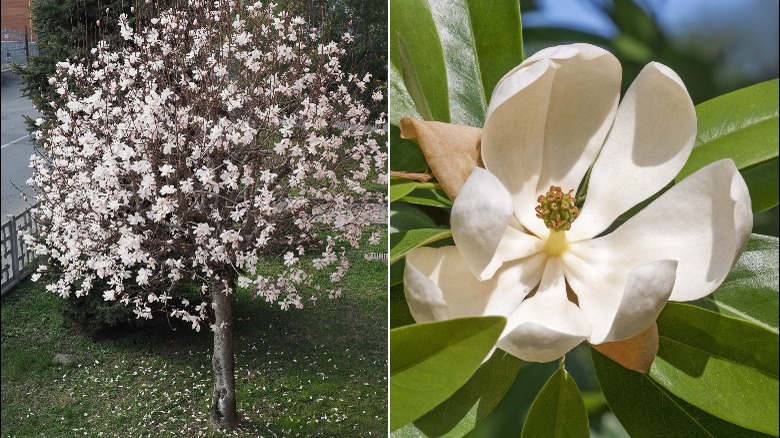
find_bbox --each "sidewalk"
[1,71,39,219]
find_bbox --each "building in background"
[2,0,36,69]
[1,0,35,39]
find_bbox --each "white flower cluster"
[27,0,387,329]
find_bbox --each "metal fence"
[1,203,39,296]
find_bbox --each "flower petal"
[404,246,546,323]
[451,168,544,280]
[574,159,752,304]
[564,250,677,344]
[483,44,621,237]
[571,62,697,240]
[496,257,591,362]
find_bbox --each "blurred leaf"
[519,0,538,12]
[610,34,654,64]
[609,0,660,47]
[468,361,558,436]
[401,187,453,208]
[391,124,429,173]
[649,303,779,435]
[589,411,629,438]
[521,367,589,438]
[676,79,779,210]
[593,349,772,438]
[394,350,521,438]
[742,158,780,212]
[691,234,778,332]
[391,282,416,328]
[390,316,506,431]
[391,178,420,202]
[390,228,452,265]
[581,390,608,415]
[390,0,450,122]
[522,26,612,48]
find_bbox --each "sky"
[523,0,779,87]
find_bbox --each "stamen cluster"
[535,186,579,231]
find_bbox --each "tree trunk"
[210,271,238,429]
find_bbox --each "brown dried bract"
[591,322,659,373]
[399,117,483,200]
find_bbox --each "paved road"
[1,71,39,219]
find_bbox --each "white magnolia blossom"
[404,44,752,362]
[27,0,386,328]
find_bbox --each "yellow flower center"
[544,229,569,256]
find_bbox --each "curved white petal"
[563,251,677,343]
[482,59,557,238]
[483,44,622,238]
[607,261,677,341]
[573,159,752,304]
[496,257,591,362]
[571,62,697,240]
[404,246,547,323]
[451,168,545,280]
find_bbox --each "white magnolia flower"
[404,44,752,363]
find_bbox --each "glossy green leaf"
[394,349,521,437]
[676,80,779,210]
[521,367,589,438]
[390,228,452,265]
[390,62,423,126]
[401,187,453,208]
[391,282,416,329]
[390,0,524,126]
[390,202,438,232]
[391,177,420,202]
[390,124,428,173]
[742,158,779,212]
[396,34,436,121]
[593,349,773,438]
[426,0,486,126]
[390,316,507,431]
[424,0,525,125]
[466,0,525,107]
[692,234,779,333]
[650,303,779,435]
[390,0,450,122]
[390,261,405,288]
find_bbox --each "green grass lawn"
[1,233,388,437]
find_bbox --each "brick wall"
[1,0,36,41]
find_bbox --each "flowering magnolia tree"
[389,1,778,437]
[26,0,386,429]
